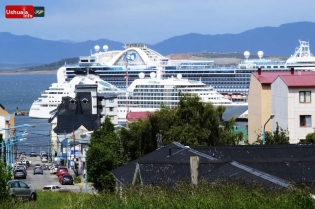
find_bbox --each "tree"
[0,161,12,201]
[254,122,290,145]
[305,128,315,144]
[86,116,128,191]
[118,94,243,161]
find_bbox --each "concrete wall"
[271,77,289,137]
[98,97,118,125]
[290,88,315,143]
[272,77,315,143]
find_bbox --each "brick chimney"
[258,67,261,75]
[290,67,294,75]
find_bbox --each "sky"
[1,0,315,44]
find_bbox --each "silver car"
[8,180,37,201]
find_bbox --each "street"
[18,156,87,192]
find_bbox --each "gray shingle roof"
[112,142,315,188]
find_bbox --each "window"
[300,115,311,127]
[299,91,311,103]
[19,181,27,188]
[109,99,114,103]
[109,107,114,112]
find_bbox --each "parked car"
[57,166,68,176]
[14,165,27,176]
[50,164,59,174]
[30,151,37,157]
[14,169,26,179]
[41,155,48,163]
[59,174,73,185]
[40,151,47,159]
[42,185,62,191]
[33,167,43,175]
[8,180,37,201]
[58,168,69,177]
[42,164,49,170]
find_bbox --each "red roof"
[253,71,315,85]
[252,72,293,84]
[278,74,315,87]
[126,111,154,122]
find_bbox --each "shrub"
[73,177,81,184]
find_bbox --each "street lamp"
[0,138,26,167]
[262,114,275,145]
[0,124,35,168]
[84,145,88,193]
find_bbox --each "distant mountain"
[58,39,77,43]
[0,32,124,64]
[0,21,315,65]
[151,22,315,56]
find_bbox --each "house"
[111,142,315,189]
[247,69,293,143]
[248,68,315,143]
[0,104,15,138]
[271,73,315,143]
[49,84,118,158]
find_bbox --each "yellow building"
[248,70,291,143]
[0,104,15,136]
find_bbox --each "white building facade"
[271,74,315,143]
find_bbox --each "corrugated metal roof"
[279,74,315,87]
[126,112,154,121]
[252,71,315,85]
[252,72,292,84]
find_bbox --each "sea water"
[0,74,56,155]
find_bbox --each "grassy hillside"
[0,57,78,73]
[1,182,314,208]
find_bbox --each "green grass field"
[2,181,315,209]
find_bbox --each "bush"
[73,177,81,184]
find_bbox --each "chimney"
[258,67,261,75]
[290,67,294,75]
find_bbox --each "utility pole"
[64,130,67,166]
[73,126,76,175]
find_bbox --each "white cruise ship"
[117,67,248,124]
[56,40,315,99]
[29,74,123,118]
